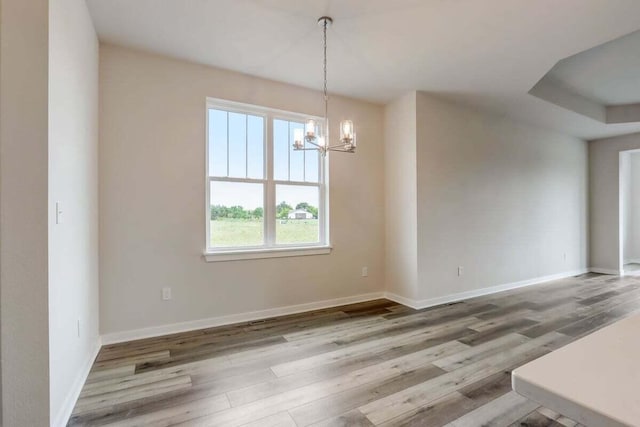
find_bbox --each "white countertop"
[512,313,640,427]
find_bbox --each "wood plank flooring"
[68,273,640,426]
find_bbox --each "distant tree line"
[211,202,317,220]
[210,205,263,220]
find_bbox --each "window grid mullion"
[265,114,276,248]
[245,114,248,178]
[273,180,321,187]
[209,176,266,184]
[226,112,230,177]
[287,121,291,181]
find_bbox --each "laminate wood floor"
[69,273,640,426]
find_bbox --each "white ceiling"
[86,0,640,140]
[546,30,640,106]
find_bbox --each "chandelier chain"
[323,19,328,126]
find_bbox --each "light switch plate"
[55,202,63,224]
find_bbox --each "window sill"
[203,245,332,262]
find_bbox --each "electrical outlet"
[362,267,368,277]
[162,287,172,301]
[563,253,567,262]
[77,319,81,338]
[458,266,464,276]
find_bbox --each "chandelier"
[293,17,356,156]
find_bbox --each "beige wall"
[48,0,100,424]
[590,132,640,272]
[383,92,418,300]
[99,44,385,336]
[0,0,51,425]
[415,92,588,301]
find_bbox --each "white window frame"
[204,97,331,262]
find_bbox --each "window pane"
[247,115,264,179]
[210,181,264,247]
[276,185,319,244]
[228,112,247,178]
[305,146,319,183]
[208,109,227,177]
[289,122,304,181]
[273,119,289,181]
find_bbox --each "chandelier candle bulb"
[340,120,354,141]
[341,120,353,138]
[293,128,304,149]
[305,119,317,138]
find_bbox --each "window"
[205,98,330,261]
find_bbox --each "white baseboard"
[53,336,102,427]
[101,292,386,345]
[381,291,416,309]
[102,269,596,344]
[589,267,621,275]
[384,269,590,310]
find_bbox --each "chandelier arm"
[304,139,323,148]
[327,143,354,150]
